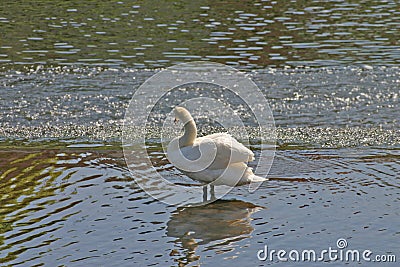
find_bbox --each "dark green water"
[1,0,399,69]
[0,1,399,266]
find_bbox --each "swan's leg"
[203,185,208,202]
[210,185,216,201]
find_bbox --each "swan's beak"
[174,118,179,124]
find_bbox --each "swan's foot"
[210,185,216,201]
[203,185,208,202]
[202,184,216,202]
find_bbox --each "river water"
[0,1,399,266]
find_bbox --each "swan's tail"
[250,174,268,183]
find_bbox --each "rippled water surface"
[0,66,398,266]
[0,144,399,266]
[1,0,399,68]
[1,1,400,266]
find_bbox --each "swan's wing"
[195,133,254,169]
[206,133,255,162]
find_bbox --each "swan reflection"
[166,199,263,266]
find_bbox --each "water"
[0,0,399,68]
[1,1,400,266]
[0,143,399,266]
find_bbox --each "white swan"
[167,107,266,200]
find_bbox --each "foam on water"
[1,125,399,149]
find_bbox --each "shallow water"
[1,0,400,266]
[0,144,398,266]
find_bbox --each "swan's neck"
[179,119,197,147]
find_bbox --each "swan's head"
[173,107,194,124]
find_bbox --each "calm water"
[1,1,400,266]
